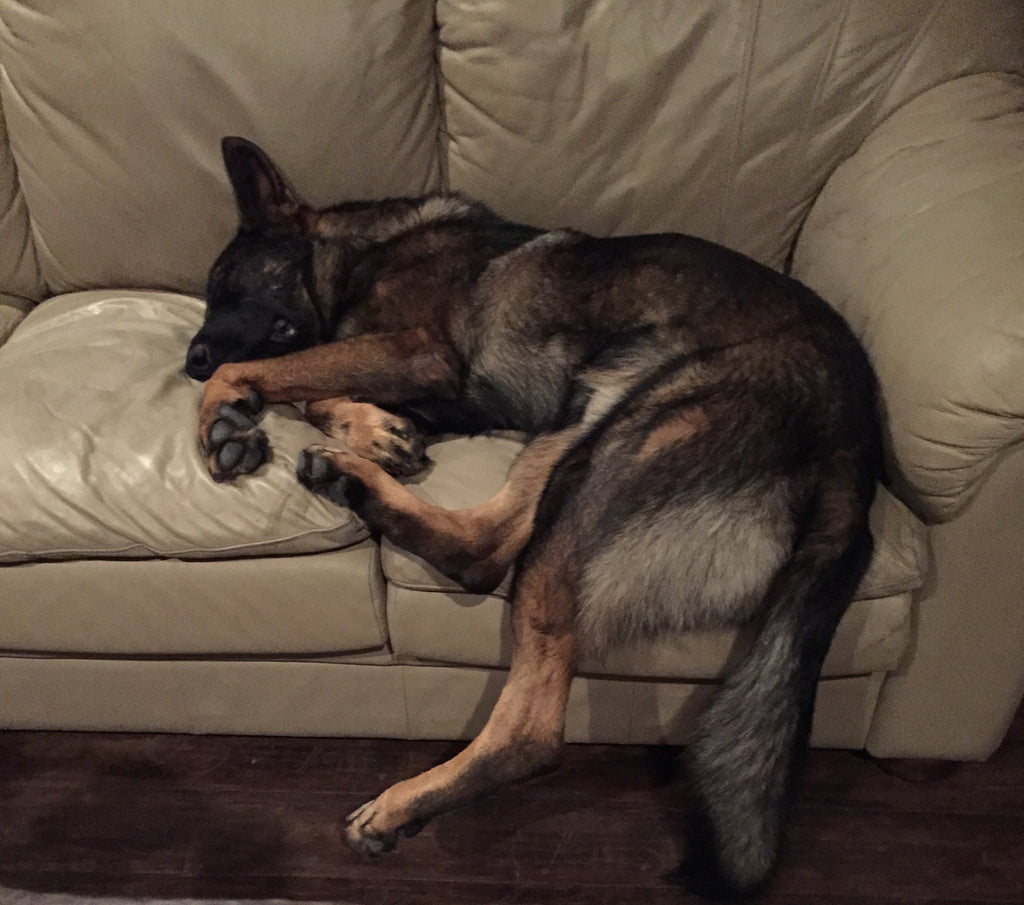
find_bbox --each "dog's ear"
[221,136,307,235]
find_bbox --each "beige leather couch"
[1,1,1022,763]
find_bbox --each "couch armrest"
[791,74,1024,525]
[865,442,1024,761]
[793,74,1024,760]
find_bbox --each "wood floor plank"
[1,704,1022,905]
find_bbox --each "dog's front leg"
[343,537,579,854]
[198,328,456,481]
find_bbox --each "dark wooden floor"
[1,706,1022,905]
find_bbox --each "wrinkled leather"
[0,293,31,344]
[793,75,1024,522]
[0,90,42,305]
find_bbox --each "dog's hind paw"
[372,417,429,477]
[343,797,426,857]
[202,394,269,482]
[306,400,428,477]
[296,445,367,510]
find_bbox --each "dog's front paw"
[296,445,367,510]
[201,390,269,482]
[344,797,426,857]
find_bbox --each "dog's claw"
[344,801,388,855]
[309,403,427,477]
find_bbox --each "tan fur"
[638,408,710,459]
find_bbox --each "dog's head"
[185,138,331,381]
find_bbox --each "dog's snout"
[185,342,214,381]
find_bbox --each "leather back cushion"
[437,0,1022,269]
[0,0,441,296]
[0,0,1020,293]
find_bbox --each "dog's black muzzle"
[185,340,217,381]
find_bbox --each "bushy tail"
[681,457,874,899]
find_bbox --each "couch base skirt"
[0,656,883,748]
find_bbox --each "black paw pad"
[296,448,367,511]
[296,448,337,490]
[205,403,269,481]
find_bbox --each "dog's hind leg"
[343,526,579,855]
[305,396,428,477]
[296,426,584,594]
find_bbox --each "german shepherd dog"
[187,137,882,898]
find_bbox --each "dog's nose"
[186,342,213,380]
